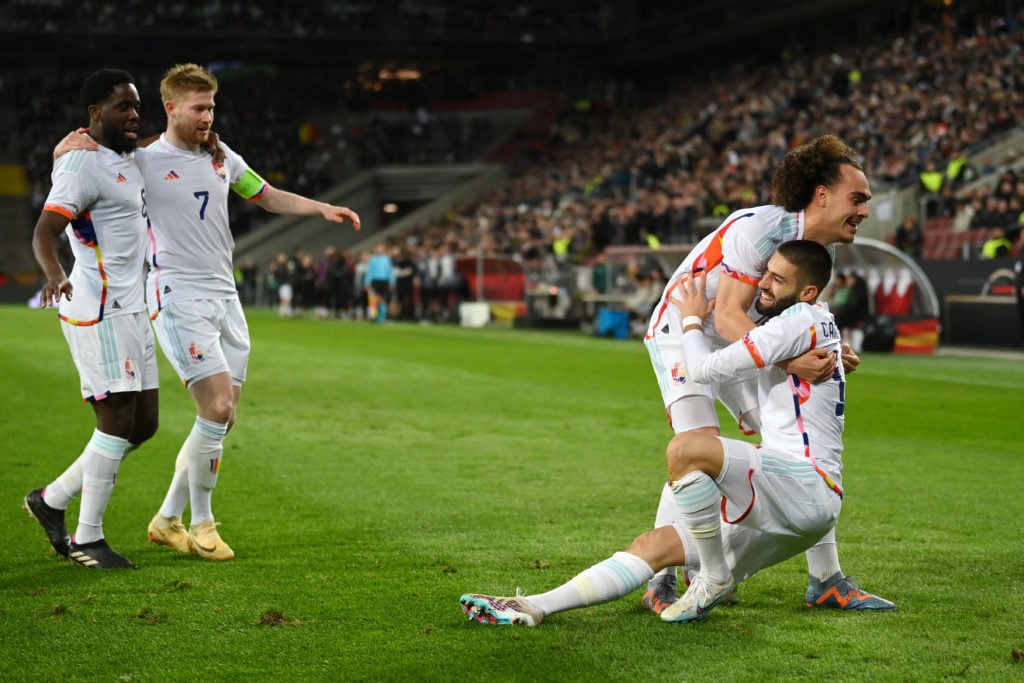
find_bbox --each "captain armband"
[231,167,268,201]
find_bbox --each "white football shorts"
[151,298,250,387]
[671,437,841,584]
[646,332,759,433]
[61,311,159,401]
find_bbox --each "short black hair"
[776,240,833,292]
[80,68,135,111]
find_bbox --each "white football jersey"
[682,301,845,490]
[647,205,837,349]
[138,135,264,307]
[43,146,148,324]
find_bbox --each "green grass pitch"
[2,305,1022,681]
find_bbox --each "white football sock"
[75,430,130,544]
[158,442,191,519]
[186,416,229,525]
[650,482,681,580]
[671,471,730,584]
[526,552,655,616]
[44,451,88,510]
[47,436,140,517]
[805,527,842,582]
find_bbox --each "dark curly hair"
[771,135,863,212]
[80,68,135,112]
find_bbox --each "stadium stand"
[2,0,1022,325]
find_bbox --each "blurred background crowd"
[1,0,1022,323]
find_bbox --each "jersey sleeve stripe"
[43,203,75,220]
[742,333,766,368]
[721,263,761,286]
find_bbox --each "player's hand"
[779,348,836,383]
[40,276,72,307]
[323,205,361,230]
[840,343,860,374]
[669,271,715,322]
[201,131,226,166]
[53,128,96,160]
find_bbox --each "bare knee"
[198,394,235,426]
[666,432,702,479]
[209,400,234,426]
[129,388,159,446]
[666,431,723,481]
[131,411,159,445]
[93,394,140,440]
[189,374,237,427]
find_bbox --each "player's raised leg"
[461,529,686,626]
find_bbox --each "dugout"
[450,239,942,350]
[584,239,941,352]
[830,237,940,354]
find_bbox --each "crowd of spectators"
[221,0,1024,322]
[1,0,633,40]
[929,165,1024,234]
[5,63,334,235]
[6,1,1024,307]
[379,2,1024,275]
[350,110,499,167]
[3,61,516,237]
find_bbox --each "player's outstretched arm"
[53,125,165,157]
[53,127,97,160]
[255,186,361,230]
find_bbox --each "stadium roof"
[0,0,889,69]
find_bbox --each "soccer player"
[461,240,876,626]
[56,63,361,560]
[24,68,158,570]
[641,134,895,613]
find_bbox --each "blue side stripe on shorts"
[162,306,192,372]
[761,453,820,480]
[97,318,120,381]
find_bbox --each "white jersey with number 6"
[43,146,148,325]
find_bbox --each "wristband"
[682,315,703,329]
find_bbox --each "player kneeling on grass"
[461,240,894,625]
